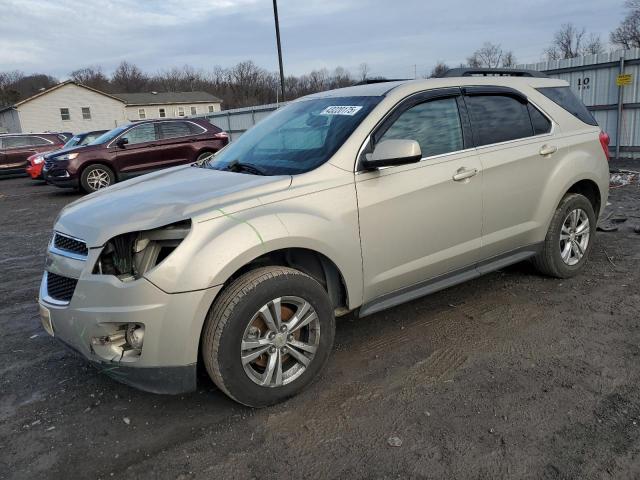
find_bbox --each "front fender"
[144,182,363,309]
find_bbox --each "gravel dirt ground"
[1,161,639,480]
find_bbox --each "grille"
[46,272,78,303]
[53,233,88,256]
[44,159,55,170]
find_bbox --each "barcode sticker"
[320,106,363,116]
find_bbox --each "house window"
[208,105,215,113]
[190,106,197,115]
[177,106,185,117]
[60,108,70,121]
[82,107,91,120]
[138,108,146,119]
[159,108,166,118]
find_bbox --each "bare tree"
[544,23,604,60]
[69,66,111,92]
[428,61,450,78]
[467,42,516,68]
[358,63,370,82]
[611,0,640,49]
[111,61,148,93]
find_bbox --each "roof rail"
[441,68,548,78]
[354,78,409,85]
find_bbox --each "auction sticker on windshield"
[320,106,363,116]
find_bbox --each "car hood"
[56,165,292,247]
[49,143,102,158]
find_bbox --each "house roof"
[7,80,125,108]
[114,91,222,106]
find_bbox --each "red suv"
[0,133,66,176]
[43,118,228,193]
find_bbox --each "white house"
[116,91,222,121]
[0,81,223,134]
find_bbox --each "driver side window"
[379,97,464,159]
[122,123,158,145]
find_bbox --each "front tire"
[80,164,115,193]
[533,193,596,278]
[201,267,335,407]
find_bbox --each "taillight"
[213,131,229,143]
[599,131,610,161]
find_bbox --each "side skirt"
[358,243,542,318]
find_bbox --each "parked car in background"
[0,133,66,176]
[27,130,108,180]
[43,118,228,192]
[56,132,74,143]
[39,70,609,406]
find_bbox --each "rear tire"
[195,151,214,165]
[80,164,115,193]
[201,267,335,407]
[533,193,596,278]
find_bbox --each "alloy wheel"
[559,208,590,266]
[86,168,111,190]
[240,296,320,388]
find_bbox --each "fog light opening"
[125,324,145,351]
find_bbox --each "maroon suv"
[0,133,66,176]
[43,118,228,192]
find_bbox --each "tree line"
[2,1,639,109]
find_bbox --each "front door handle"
[539,144,557,156]
[452,167,478,182]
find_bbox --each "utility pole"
[272,0,286,102]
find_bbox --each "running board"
[358,244,542,318]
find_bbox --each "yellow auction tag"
[616,73,633,86]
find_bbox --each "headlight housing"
[33,155,44,164]
[93,220,191,281]
[56,152,79,161]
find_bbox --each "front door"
[356,90,483,304]
[114,123,162,177]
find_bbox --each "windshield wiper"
[225,160,266,176]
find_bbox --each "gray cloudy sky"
[0,0,626,79]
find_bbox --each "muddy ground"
[1,161,639,480]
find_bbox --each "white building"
[0,81,223,134]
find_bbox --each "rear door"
[356,88,484,304]
[1,136,37,170]
[113,123,162,177]
[462,87,556,260]
[156,121,199,167]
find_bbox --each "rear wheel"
[195,151,214,166]
[201,267,335,407]
[80,164,114,193]
[533,193,596,278]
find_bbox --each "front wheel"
[80,164,115,193]
[201,267,335,407]
[533,193,596,278]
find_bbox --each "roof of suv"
[304,75,568,99]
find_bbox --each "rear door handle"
[539,144,557,156]
[452,167,478,182]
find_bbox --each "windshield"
[89,125,131,145]
[206,96,381,175]
[63,135,83,149]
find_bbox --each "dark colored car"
[0,133,66,176]
[27,130,108,180]
[44,118,228,193]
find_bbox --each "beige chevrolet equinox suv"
[39,68,610,406]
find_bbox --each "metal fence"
[197,102,287,141]
[520,48,640,159]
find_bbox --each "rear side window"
[537,86,598,126]
[528,104,552,135]
[28,136,51,146]
[123,123,158,145]
[379,97,464,158]
[465,95,532,146]
[2,136,30,148]
[159,122,192,139]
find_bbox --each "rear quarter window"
[537,86,598,126]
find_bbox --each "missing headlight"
[94,220,191,281]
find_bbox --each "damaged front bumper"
[39,242,221,394]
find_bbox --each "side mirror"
[116,137,129,148]
[361,139,422,169]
